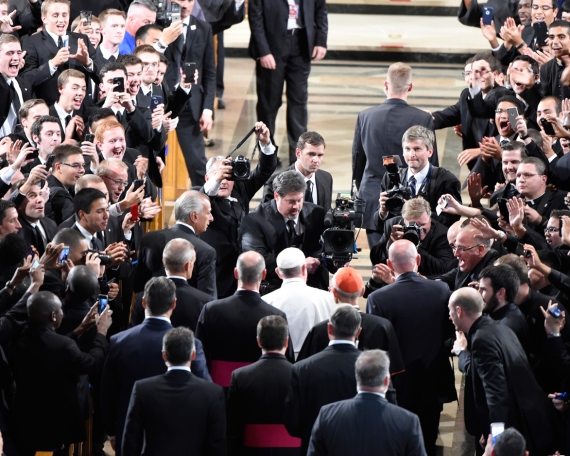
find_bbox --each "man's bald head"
[27,291,62,324]
[388,239,420,273]
[450,287,484,316]
[447,220,463,247]
[236,251,266,285]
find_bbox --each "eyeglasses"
[61,163,86,169]
[531,5,554,10]
[545,226,559,233]
[495,108,518,114]
[102,175,129,187]
[473,69,491,75]
[452,244,481,253]
[516,172,540,179]
[510,66,534,74]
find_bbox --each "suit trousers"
[255,30,311,165]
[176,112,207,187]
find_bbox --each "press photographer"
[377,126,462,232]
[371,198,455,277]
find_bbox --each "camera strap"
[225,126,260,160]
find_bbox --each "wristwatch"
[454,348,465,356]
[547,332,561,338]
[496,230,505,242]
[5,282,15,291]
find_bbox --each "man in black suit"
[130,238,213,328]
[164,0,216,186]
[196,251,294,387]
[308,349,427,456]
[448,287,558,454]
[371,197,455,277]
[50,69,87,142]
[200,121,276,298]
[437,224,500,291]
[262,131,334,211]
[11,289,112,456]
[0,34,53,138]
[367,240,456,456]
[21,0,98,107]
[298,267,405,378]
[284,305,367,455]
[9,99,49,148]
[101,277,211,456]
[226,315,300,455]
[46,144,86,225]
[353,63,439,247]
[122,327,225,456]
[20,115,61,176]
[134,190,217,297]
[94,9,126,69]
[377,126,460,233]
[239,170,328,291]
[248,0,327,164]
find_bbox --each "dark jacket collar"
[384,98,408,105]
[260,353,288,360]
[468,314,488,338]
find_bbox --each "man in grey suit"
[307,349,426,456]
[352,62,438,248]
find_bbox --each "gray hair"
[494,428,526,456]
[127,0,157,17]
[96,158,128,177]
[236,251,266,285]
[329,304,361,339]
[279,265,303,279]
[449,287,484,317]
[163,239,195,274]
[402,125,435,150]
[174,191,207,223]
[331,276,362,300]
[206,156,226,174]
[273,170,306,198]
[355,350,390,387]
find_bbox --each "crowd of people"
[0,0,567,454]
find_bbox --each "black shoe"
[217,99,226,109]
[276,157,283,170]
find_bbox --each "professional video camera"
[383,155,414,214]
[399,221,422,246]
[321,192,364,263]
[153,0,181,28]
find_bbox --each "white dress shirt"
[406,163,430,196]
[0,76,24,136]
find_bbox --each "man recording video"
[377,126,461,234]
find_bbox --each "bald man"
[437,224,499,290]
[448,287,558,454]
[367,240,456,456]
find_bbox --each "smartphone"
[26,247,33,258]
[491,422,505,445]
[515,242,531,258]
[150,95,163,113]
[555,392,569,401]
[170,2,181,22]
[45,154,55,170]
[57,246,70,265]
[533,21,548,47]
[26,149,39,160]
[98,294,109,313]
[130,203,139,222]
[560,215,564,236]
[62,36,68,48]
[30,259,40,271]
[497,198,510,222]
[506,106,519,130]
[440,196,449,208]
[541,117,556,136]
[85,133,95,143]
[80,10,92,26]
[548,306,563,318]
[112,77,125,93]
[183,62,197,83]
[482,6,494,26]
[132,179,145,191]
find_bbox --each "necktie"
[9,82,21,115]
[58,36,63,49]
[408,175,416,195]
[91,237,99,251]
[108,55,116,62]
[115,110,124,124]
[287,219,297,246]
[304,180,313,204]
[65,115,72,128]
[500,139,509,147]
[33,225,45,256]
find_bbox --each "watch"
[496,230,505,242]
[454,348,465,356]
[5,282,14,290]
[516,42,526,49]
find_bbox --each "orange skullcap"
[334,267,363,293]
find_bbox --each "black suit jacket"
[10,323,108,452]
[437,248,500,291]
[248,0,327,60]
[353,98,438,230]
[367,272,457,407]
[262,164,334,211]
[17,216,57,254]
[129,277,213,330]
[239,200,328,289]
[371,216,455,277]
[46,174,74,226]
[226,353,297,455]
[21,30,98,106]
[196,290,294,373]
[298,311,405,377]
[467,315,558,453]
[199,150,277,298]
[122,370,226,456]
[134,223,217,298]
[164,16,216,122]
[308,393,426,456]
[101,317,211,456]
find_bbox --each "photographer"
[371,198,454,277]
[200,121,277,298]
[377,126,461,233]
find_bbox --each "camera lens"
[385,196,404,214]
[233,162,249,178]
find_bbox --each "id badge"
[289,4,299,20]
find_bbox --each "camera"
[153,0,181,27]
[400,221,422,246]
[86,249,112,266]
[383,155,415,215]
[321,194,364,263]
[227,155,250,181]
